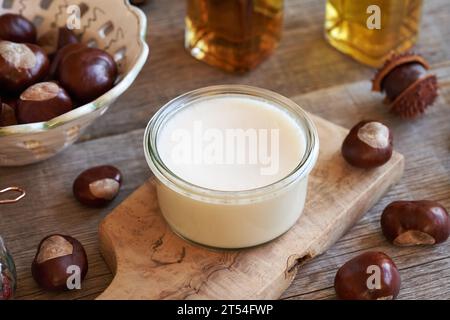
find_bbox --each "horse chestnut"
[31,234,88,291]
[372,53,438,118]
[342,120,393,168]
[16,82,73,124]
[382,63,427,102]
[334,251,401,300]
[48,43,85,78]
[0,13,37,43]
[0,41,49,94]
[381,200,450,246]
[73,165,122,207]
[57,46,117,103]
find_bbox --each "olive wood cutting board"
[97,113,404,300]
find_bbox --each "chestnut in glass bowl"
[0,0,149,166]
[0,13,37,43]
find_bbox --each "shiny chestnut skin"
[0,14,37,43]
[0,98,17,126]
[16,82,73,124]
[381,200,450,246]
[0,41,49,94]
[372,53,438,118]
[73,165,122,207]
[49,43,85,78]
[382,63,427,101]
[342,120,393,169]
[334,251,401,300]
[57,46,117,103]
[31,234,88,291]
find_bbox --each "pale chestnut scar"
[394,230,435,246]
[36,235,73,263]
[357,122,389,149]
[21,82,60,101]
[0,41,37,69]
[89,178,120,200]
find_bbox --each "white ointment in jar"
[144,85,319,249]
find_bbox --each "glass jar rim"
[143,85,319,204]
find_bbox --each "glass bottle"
[185,0,284,73]
[0,236,16,300]
[0,187,23,300]
[325,0,423,67]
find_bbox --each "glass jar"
[143,85,319,249]
[185,0,284,72]
[325,0,424,67]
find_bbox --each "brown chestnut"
[73,165,122,207]
[382,63,427,102]
[341,120,393,169]
[0,14,37,44]
[57,46,117,103]
[334,251,401,300]
[0,98,17,126]
[373,53,438,118]
[381,200,450,246]
[48,43,86,78]
[32,234,88,291]
[0,41,49,94]
[16,82,73,124]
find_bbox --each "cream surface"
[157,95,306,191]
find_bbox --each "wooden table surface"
[1,0,449,300]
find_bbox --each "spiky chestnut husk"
[372,52,438,118]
